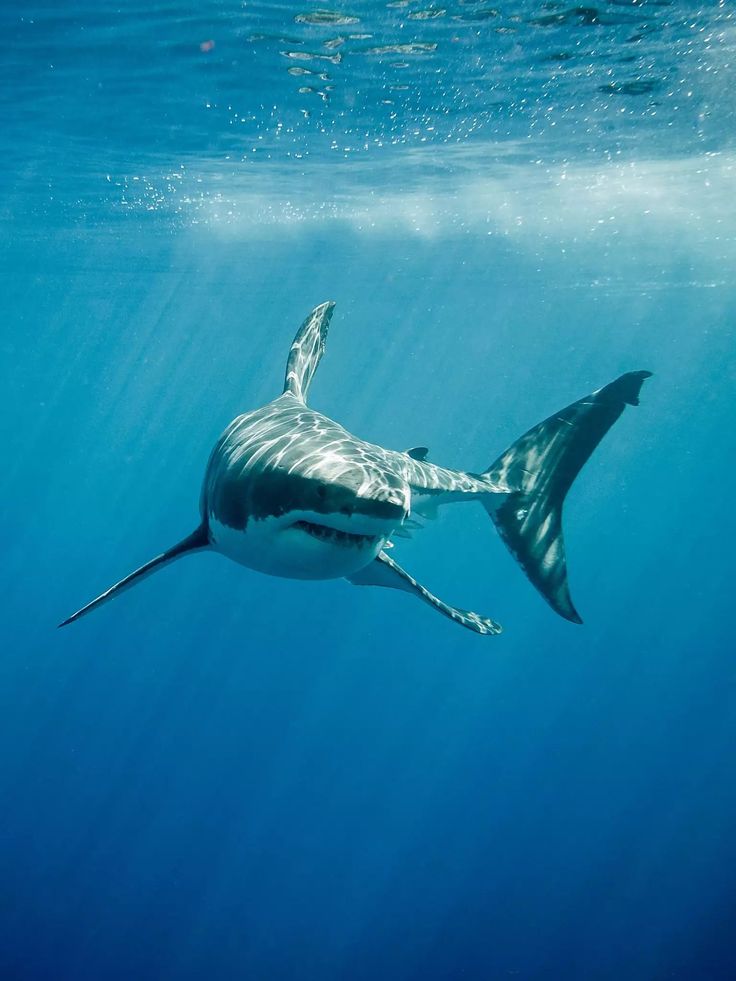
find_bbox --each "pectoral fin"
[59,525,209,627]
[347,551,502,636]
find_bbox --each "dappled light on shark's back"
[60,302,650,636]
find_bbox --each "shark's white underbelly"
[209,510,390,580]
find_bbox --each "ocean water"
[2,2,736,978]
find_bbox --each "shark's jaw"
[291,518,382,549]
[209,508,397,580]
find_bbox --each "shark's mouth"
[292,519,380,548]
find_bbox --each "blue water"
[2,2,736,978]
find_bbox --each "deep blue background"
[2,3,736,979]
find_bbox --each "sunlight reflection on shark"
[60,302,650,635]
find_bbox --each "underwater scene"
[2,1,736,978]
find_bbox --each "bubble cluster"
[3,2,734,229]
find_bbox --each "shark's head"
[206,433,411,580]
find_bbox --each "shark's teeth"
[292,520,380,548]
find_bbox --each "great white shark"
[60,301,651,635]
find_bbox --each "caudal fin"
[483,371,652,622]
[58,525,209,627]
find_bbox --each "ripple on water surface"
[1,1,734,231]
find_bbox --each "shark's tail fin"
[58,525,209,627]
[483,371,651,622]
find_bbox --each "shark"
[60,301,651,635]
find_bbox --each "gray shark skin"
[60,301,651,635]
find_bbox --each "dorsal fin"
[283,301,335,403]
[405,446,429,461]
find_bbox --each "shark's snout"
[356,493,407,522]
[354,482,410,524]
